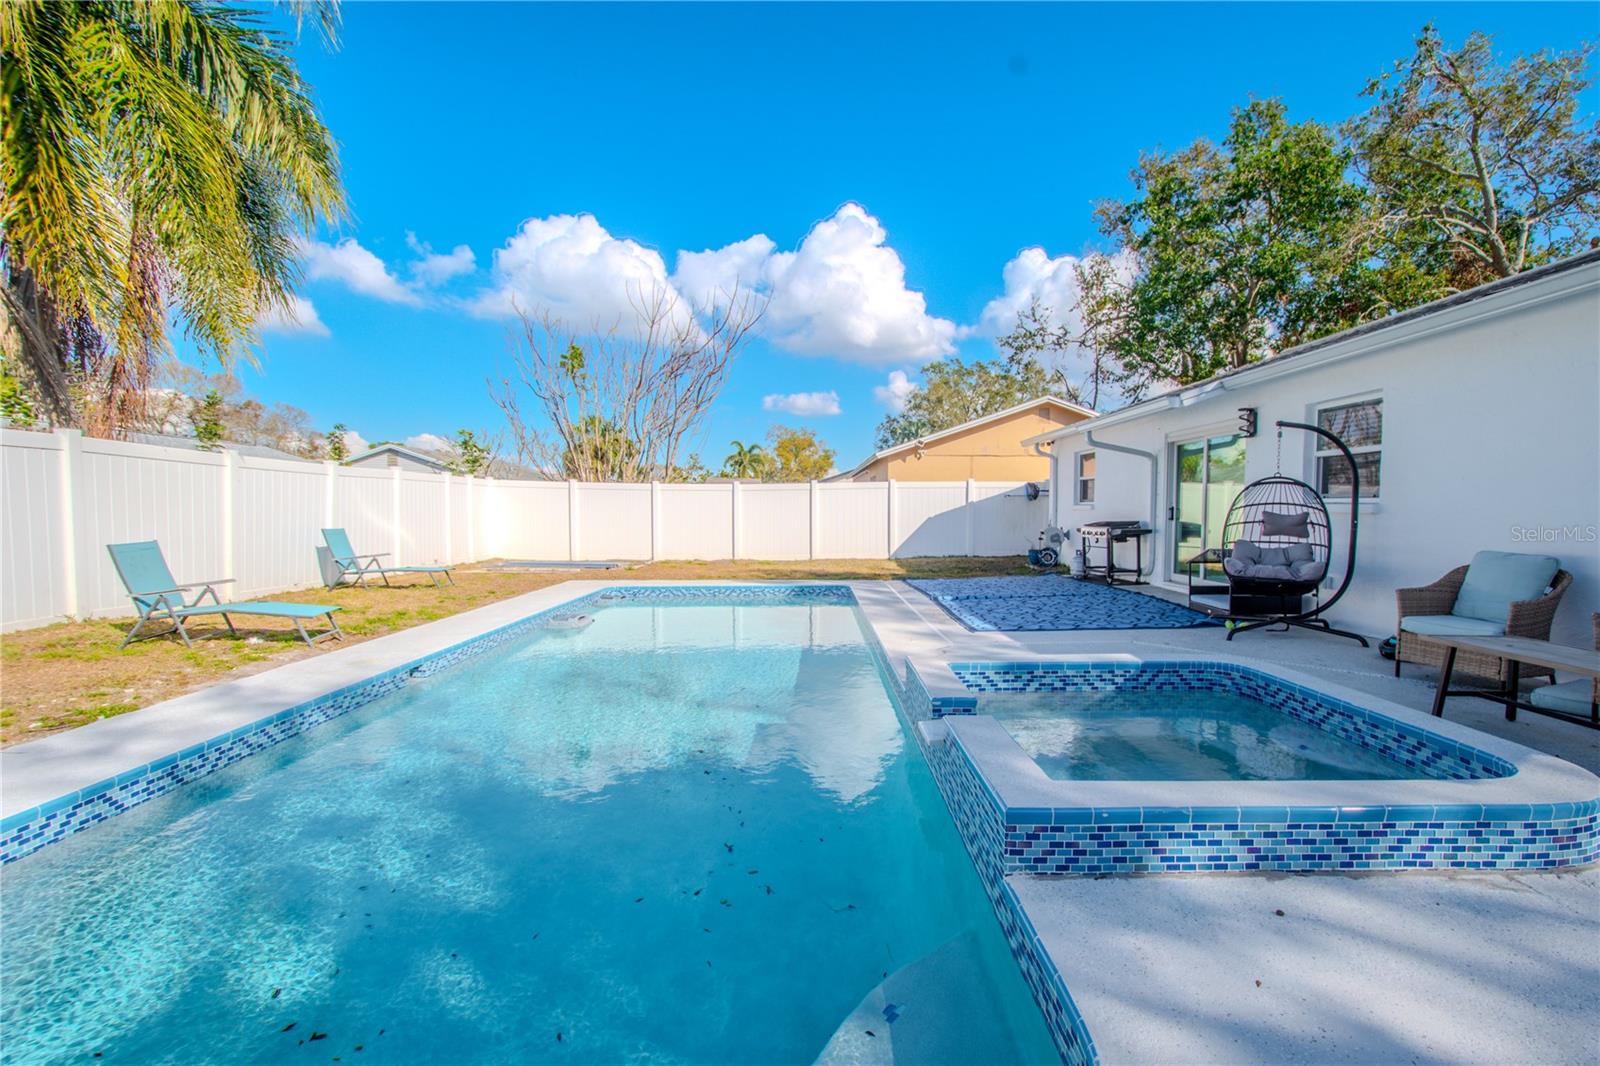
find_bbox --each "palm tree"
[722,439,769,480]
[1,0,346,434]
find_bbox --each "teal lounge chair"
[108,541,343,649]
[320,528,455,588]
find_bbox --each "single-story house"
[1023,249,1600,647]
[830,396,1095,482]
[345,443,449,473]
[126,432,314,463]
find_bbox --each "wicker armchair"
[1395,565,1573,684]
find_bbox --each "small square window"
[1315,399,1381,499]
[1075,451,1096,504]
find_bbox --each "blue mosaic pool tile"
[915,709,1098,1066]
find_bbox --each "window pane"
[1318,401,1382,448]
[1079,479,1095,503]
[1318,452,1381,498]
[1079,452,1095,479]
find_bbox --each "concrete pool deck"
[853,579,1600,1065]
[4,577,1596,1063]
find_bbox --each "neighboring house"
[126,432,314,463]
[830,396,1095,482]
[1022,249,1600,646]
[345,443,449,473]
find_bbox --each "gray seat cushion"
[1224,539,1327,582]
[1530,679,1596,714]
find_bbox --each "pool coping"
[907,655,1600,823]
[0,580,852,824]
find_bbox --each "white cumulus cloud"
[468,213,682,326]
[872,369,917,413]
[673,234,777,308]
[404,432,453,453]
[406,233,477,286]
[762,391,841,417]
[340,428,372,456]
[300,237,422,306]
[681,204,955,366]
[256,294,329,337]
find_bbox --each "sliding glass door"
[1170,434,1246,580]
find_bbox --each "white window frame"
[1313,395,1382,501]
[1074,450,1096,505]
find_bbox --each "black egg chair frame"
[1191,420,1367,648]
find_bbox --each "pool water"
[986,690,1415,782]
[0,597,1057,1065]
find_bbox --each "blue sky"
[231,2,1598,468]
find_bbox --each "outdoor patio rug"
[906,574,1220,632]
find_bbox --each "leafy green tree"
[995,254,1135,408]
[721,439,771,479]
[1349,26,1600,281]
[765,426,835,482]
[190,389,226,451]
[326,423,349,462]
[874,354,1060,449]
[0,357,37,427]
[447,429,493,477]
[0,1,345,435]
[560,416,637,480]
[1097,100,1378,389]
[667,453,713,482]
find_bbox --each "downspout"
[1032,440,1058,528]
[1084,430,1159,577]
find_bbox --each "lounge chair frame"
[110,541,343,649]
[321,529,455,588]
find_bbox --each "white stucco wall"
[1046,256,1600,647]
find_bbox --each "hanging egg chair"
[1188,420,1368,647]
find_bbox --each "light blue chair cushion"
[1451,551,1559,623]
[1400,615,1506,637]
[1530,679,1596,714]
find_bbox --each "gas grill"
[1075,521,1153,586]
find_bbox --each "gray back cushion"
[1260,510,1311,539]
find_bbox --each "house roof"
[1023,248,1600,448]
[345,443,449,470]
[828,395,1096,481]
[126,432,315,463]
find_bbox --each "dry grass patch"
[1,557,1031,745]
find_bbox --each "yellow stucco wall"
[850,404,1089,481]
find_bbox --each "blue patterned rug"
[907,575,1219,632]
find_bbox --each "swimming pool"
[0,590,1058,1064]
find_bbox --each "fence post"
[886,479,898,560]
[730,481,742,560]
[965,478,976,556]
[323,459,337,528]
[442,471,453,565]
[466,477,477,562]
[808,480,820,560]
[221,449,238,588]
[391,467,403,565]
[567,479,580,561]
[650,481,662,561]
[57,428,84,619]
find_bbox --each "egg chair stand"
[1185,420,1367,648]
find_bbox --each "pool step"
[813,931,1016,1066]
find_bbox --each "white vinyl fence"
[1,428,1047,631]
